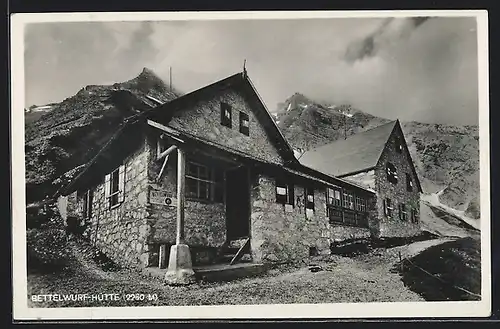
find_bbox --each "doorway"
[225,165,250,239]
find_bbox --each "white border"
[11,10,491,320]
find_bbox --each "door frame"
[224,165,251,239]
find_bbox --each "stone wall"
[374,128,421,238]
[250,174,372,263]
[146,138,226,250]
[167,88,284,165]
[78,139,152,268]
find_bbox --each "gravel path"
[29,238,461,307]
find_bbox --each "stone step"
[194,262,268,282]
[227,237,250,249]
[219,253,252,263]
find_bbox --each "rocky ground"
[27,222,480,308]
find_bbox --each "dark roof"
[299,121,397,177]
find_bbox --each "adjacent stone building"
[299,120,423,239]
[57,70,422,272]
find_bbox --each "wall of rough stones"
[78,139,152,268]
[167,88,284,165]
[145,137,226,265]
[250,174,373,263]
[374,127,421,238]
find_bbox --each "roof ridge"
[304,119,397,154]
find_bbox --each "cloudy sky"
[24,16,478,125]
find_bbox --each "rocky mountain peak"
[117,67,171,95]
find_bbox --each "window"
[326,187,342,207]
[355,196,367,213]
[386,162,398,184]
[105,165,125,209]
[305,187,315,211]
[411,208,418,223]
[82,190,93,219]
[220,102,232,128]
[185,162,223,202]
[327,187,369,228]
[343,191,354,210]
[239,111,249,136]
[406,173,413,192]
[276,180,294,206]
[396,137,403,153]
[384,198,393,217]
[328,207,343,223]
[399,203,408,221]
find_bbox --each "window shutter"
[289,184,295,206]
[104,173,111,199]
[118,164,126,203]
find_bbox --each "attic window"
[220,102,232,128]
[386,162,398,184]
[239,111,249,136]
[276,180,294,206]
[406,173,413,192]
[396,137,403,153]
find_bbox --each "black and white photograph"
[11,10,490,320]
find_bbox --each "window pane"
[198,166,209,179]
[111,194,119,206]
[186,178,197,198]
[187,163,198,176]
[111,171,119,193]
[276,186,287,195]
[199,181,208,199]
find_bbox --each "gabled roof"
[58,70,381,197]
[58,70,299,196]
[298,120,397,177]
[146,70,298,164]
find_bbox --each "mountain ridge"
[274,92,480,220]
[24,67,181,202]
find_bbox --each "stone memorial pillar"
[164,147,196,285]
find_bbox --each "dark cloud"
[344,17,433,64]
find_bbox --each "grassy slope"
[398,236,481,301]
